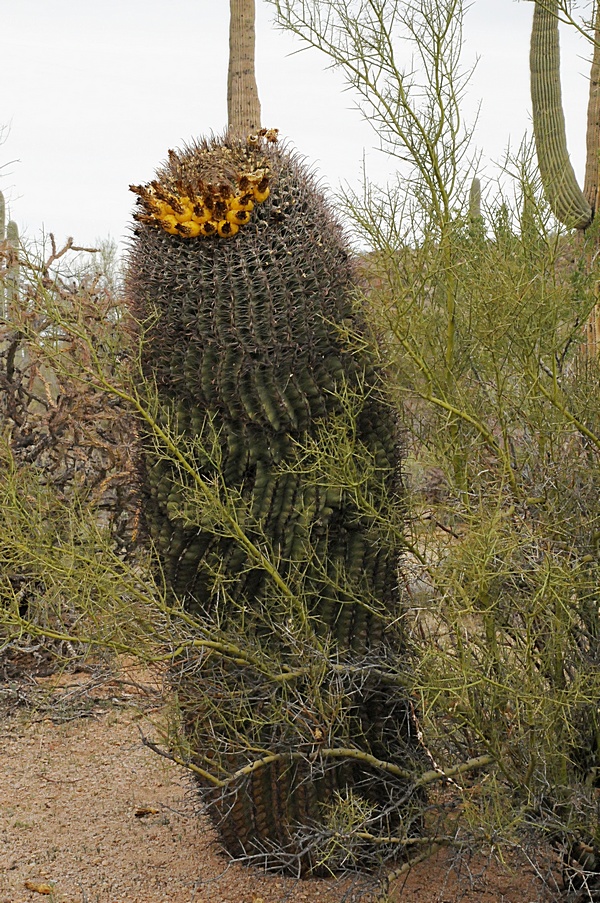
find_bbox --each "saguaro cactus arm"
[530,0,593,229]
[584,3,600,214]
[227,0,262,136]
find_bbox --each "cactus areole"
[128,132,418,873]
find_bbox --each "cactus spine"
[530,0,593,230]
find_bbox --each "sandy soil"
[0,659,561,903]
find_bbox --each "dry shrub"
[0,235,140,545]
[0,234,151,670]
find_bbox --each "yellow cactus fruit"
[177,220,202,238]
[217,220,239,238]
[145,197,161,216]
[226,208,251,226]
[159,214,179,234]
[175,199,193,224]
[213,199,228,220]
[252,176,271,203]
[252,185,270,203]
[192,202,211,224]
[156,201,174,218]
[166,194,184,215]
[230,194,254,213]
[130,144,273,239]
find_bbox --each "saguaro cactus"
[5,221,20,314]
[228,0,262,136]
[0,190,20,319]
[128,132,420,873]
[530,0,600,229]
[468,176,481,221]
[530,0,600,354]
[1,189,6,318]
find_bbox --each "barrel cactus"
[128,131,421,874]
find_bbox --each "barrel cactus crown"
[128,131,419,873]
[128,131,360,433]
[130,128,277,239]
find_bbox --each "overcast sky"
[1,1,594,251]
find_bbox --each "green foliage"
[0,235,157,665]
[2,229,468,890]
[0,438,162,658]
[361,153,600,882]
[272,0,600,890]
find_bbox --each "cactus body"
[228,0,261,136]
[583,3,600,214]
[530,0,593,229]
[128,134,419,873]
[468,176,481,222]
[5,220,20,313]
[0,191,20,319]
[0,190,5,319]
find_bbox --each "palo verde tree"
[273,0,600,895]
